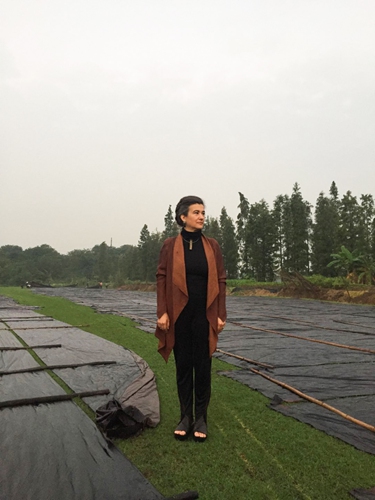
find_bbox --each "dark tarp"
[0,296,164,500]
[219,361,374,401]
[273,394,375,455]
[29,287,375,500]
[214,297,375,456]
[0,300,161,419]
[31,289,375,458]
[32,288,158,333]
[0,396,163,500]
[4,317,160,422]
[350,487,375,500]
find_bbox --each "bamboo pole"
[0,344,62,351]
[216,348,274,369]
[258,314,375,336]
[4,324,90,331]
[0,307,34,310]
[231,321,375,355]
[0,360,117,376]
[0,389,110,409]
[333,319,375,331]
[0,317,53,322]
[249,367,375,433]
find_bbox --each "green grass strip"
[1,287,375,499]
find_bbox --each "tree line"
[1,182,375,286]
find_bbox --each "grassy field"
[1,287,374,500]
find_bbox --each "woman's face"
[181,203,205,232]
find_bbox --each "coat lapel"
[202,236,219,309]
[172,235,188,296]
[172,234,219,306]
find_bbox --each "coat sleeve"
[156,239,169,319]
[212,239,227,322]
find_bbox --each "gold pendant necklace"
[182,236,200,250]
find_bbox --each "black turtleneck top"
[181,228,208,300]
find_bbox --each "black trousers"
[173,297,211,422]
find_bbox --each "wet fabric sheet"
[0,296,163,500]
[31,289,375,456]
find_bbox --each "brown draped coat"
[155,233,227,362]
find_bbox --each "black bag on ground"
[96,399,146,439]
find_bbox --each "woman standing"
[155,196,226,442]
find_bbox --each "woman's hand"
[217,317,226,333]
[157,312,170,331]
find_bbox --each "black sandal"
[174,415,193,441]
[193,416,207,442]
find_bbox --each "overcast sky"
[1,0,375,254]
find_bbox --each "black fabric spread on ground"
[6,318,160,424]
[273,395,375,454]
[350,487,375,500]
[31,289,375,457]
[0,297,164,500]
[33,287,158,333]
[0,402,163,500]
[218,297,375,456]
[219,361,374,400]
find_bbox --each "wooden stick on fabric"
[0,389,110,409]
[231,321,375,355]
[250,367,375,433]
[1,317,54,322]
[0,344,62,351]
[4,324,91,331]
[0,360,117,376]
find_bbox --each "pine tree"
[125,246,142,281]
[246,200,275,281]
[163,205,179,239]
[281,195,293,271]
[338,191,360,253]
[289,183,311,273]
[97,242,110,281]
[329,181,341,252]
[138,225,151,281]
[147,232,163,281]
[272,195,287,270]
[236,192,251,277]
[219,207,238,278]
[204,216,221,243]
[311,191,340,276]
[137,226,163,282]
[329,181,339,202]
[357,194,374,256]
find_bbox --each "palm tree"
[357,255,375,285]
[327,246,363,300]
[327,246,362,277]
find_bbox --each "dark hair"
[175,195,204,227]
